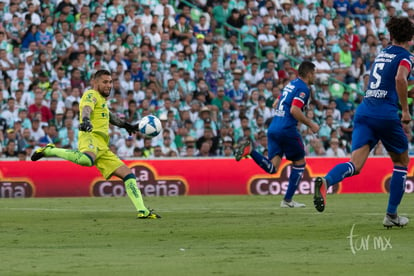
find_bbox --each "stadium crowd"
[1,0,414,160]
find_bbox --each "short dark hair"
[386,16,414,43]
[298,61,315,78]
[93,69,111,80]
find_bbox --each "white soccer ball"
[138,115,162,137]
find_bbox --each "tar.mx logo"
[347,224,392,255]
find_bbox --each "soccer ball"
[138,115,162,137]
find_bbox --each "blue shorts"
[352,114,408,154]
[267,128,305,161]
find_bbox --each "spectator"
[154,0,175,18]
[28,91,53,124]
[339,110,353,143]
[308,137,327,156]
[313,51,332,85]
[212,0,231,30]
[335,91,355,115]
[38,124,60,146]
[240,15,258,57]
[35,22,53,49]
[343,23,361,58]
[334,0,351,19]
[21,24,38,51]
[348,56,366,86]
[325,137,346,157]
[212,86,234,112]
[29,118,45,142]
[350,0,369,21]
[331,51,350,83]
[173,15,193,42]
[4,139,18,158]
[193,15,212,43]
[1,98,18,128]
[258,24,278,56]
[17,150,28,161]
[117,136,136,159]
[314,37,331,57]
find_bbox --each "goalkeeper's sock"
[386,166,407,214]
[284,164,305,201]
[124,174,147,212]
[45,147,93,166]
[250,150,276,174]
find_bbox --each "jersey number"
[370,62,385,89]
[278,91,289,111]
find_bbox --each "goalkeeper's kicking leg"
[31,144,160,219]
[31,143,94,166]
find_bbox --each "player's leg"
[112,165,160,219]
[31,143,95,166]
[324,115,376,187]
[234,138,279,173]
[234,139,253,162]
[381,122,409,227]
[327,144,370,186]
[281,134,306,208]
[383,151,409,227]
[314,143,370,212]
[314,115,374,212]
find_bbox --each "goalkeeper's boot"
[137,209,161,219]
[31,144,55,161]
[313,177,327,212]
[383,214,409,229]
[234,140,251,161]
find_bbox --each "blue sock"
[250,150,276,174]
[284,164,305,201]
[386,166,407,214]
[325,162,356,187]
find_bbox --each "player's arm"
[396,59,411,124]
[109,112,138,135]
[272,93,282,109]
[290,95,319,133]
[407,73,414,98]
[272,98,279,109]
[79,106,93,132]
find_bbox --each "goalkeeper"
[31,69,160,219]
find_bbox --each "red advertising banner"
[1,157,414,198]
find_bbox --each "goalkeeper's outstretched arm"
[109,112,139,135]
[109,111,126,127]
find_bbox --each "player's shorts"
[352,114,408,154]
[267,127,305,161]
[78,132,124,179]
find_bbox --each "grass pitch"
[1,194,413,276]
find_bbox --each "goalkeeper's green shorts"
[78,132,124,179]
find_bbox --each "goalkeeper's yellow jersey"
[79,89,110,142]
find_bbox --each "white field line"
[1,207,412,217]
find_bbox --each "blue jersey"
[269,78,311,131]
[334,0,350,17]
[266,78,310,160]
[358,45,414,120]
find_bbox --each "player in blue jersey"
[235,61,320,208]
[313,16,414,228]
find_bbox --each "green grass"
[1,194,413,276]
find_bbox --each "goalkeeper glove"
[79,117,93,132]
[124,122,139,136]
